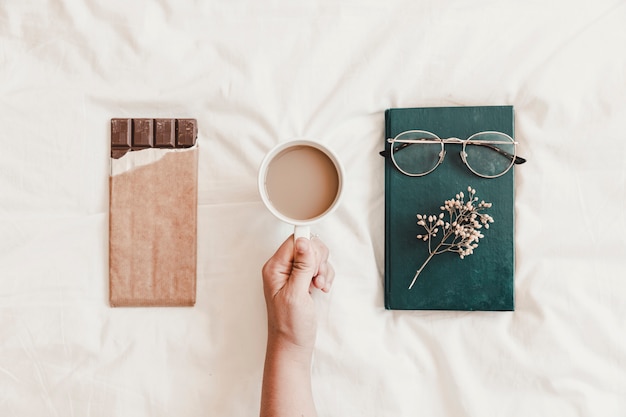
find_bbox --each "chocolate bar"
[110,118,198,158]
[109,118,198,307]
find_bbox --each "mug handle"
[294,225,310,240]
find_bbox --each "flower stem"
[408,251,436,289]
[408,232,451,289]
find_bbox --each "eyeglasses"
[380,130,527,178]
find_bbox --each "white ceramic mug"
[258,140,344,239]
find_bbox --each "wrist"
[266,332,314,364]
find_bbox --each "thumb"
[289,237,316,293]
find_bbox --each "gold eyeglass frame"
[382,130,526,179]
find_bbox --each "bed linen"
[1,0,625,415]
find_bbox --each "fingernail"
[296,237,310,253]
[315,276,325,289]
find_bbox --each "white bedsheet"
[1,1,625,415]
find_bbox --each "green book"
[383,106,517,311]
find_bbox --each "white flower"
[409,187,494,289]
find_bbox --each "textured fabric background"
[1,1,625,415]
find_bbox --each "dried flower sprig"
[408,187,494,289]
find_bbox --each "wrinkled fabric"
[1,0,625,416]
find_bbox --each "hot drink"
[264,145,340,221]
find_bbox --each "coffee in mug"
[258,140,344,239]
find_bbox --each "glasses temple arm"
[379,142,411,158]
[480,143,526,165]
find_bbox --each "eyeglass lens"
[463,132,515,178]
[391,131,441,176]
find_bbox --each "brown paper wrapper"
[109,148,198,307]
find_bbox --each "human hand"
[261,235,334,355]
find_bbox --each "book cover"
[383,106,516,311]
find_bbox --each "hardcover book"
[383,106,516,311]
